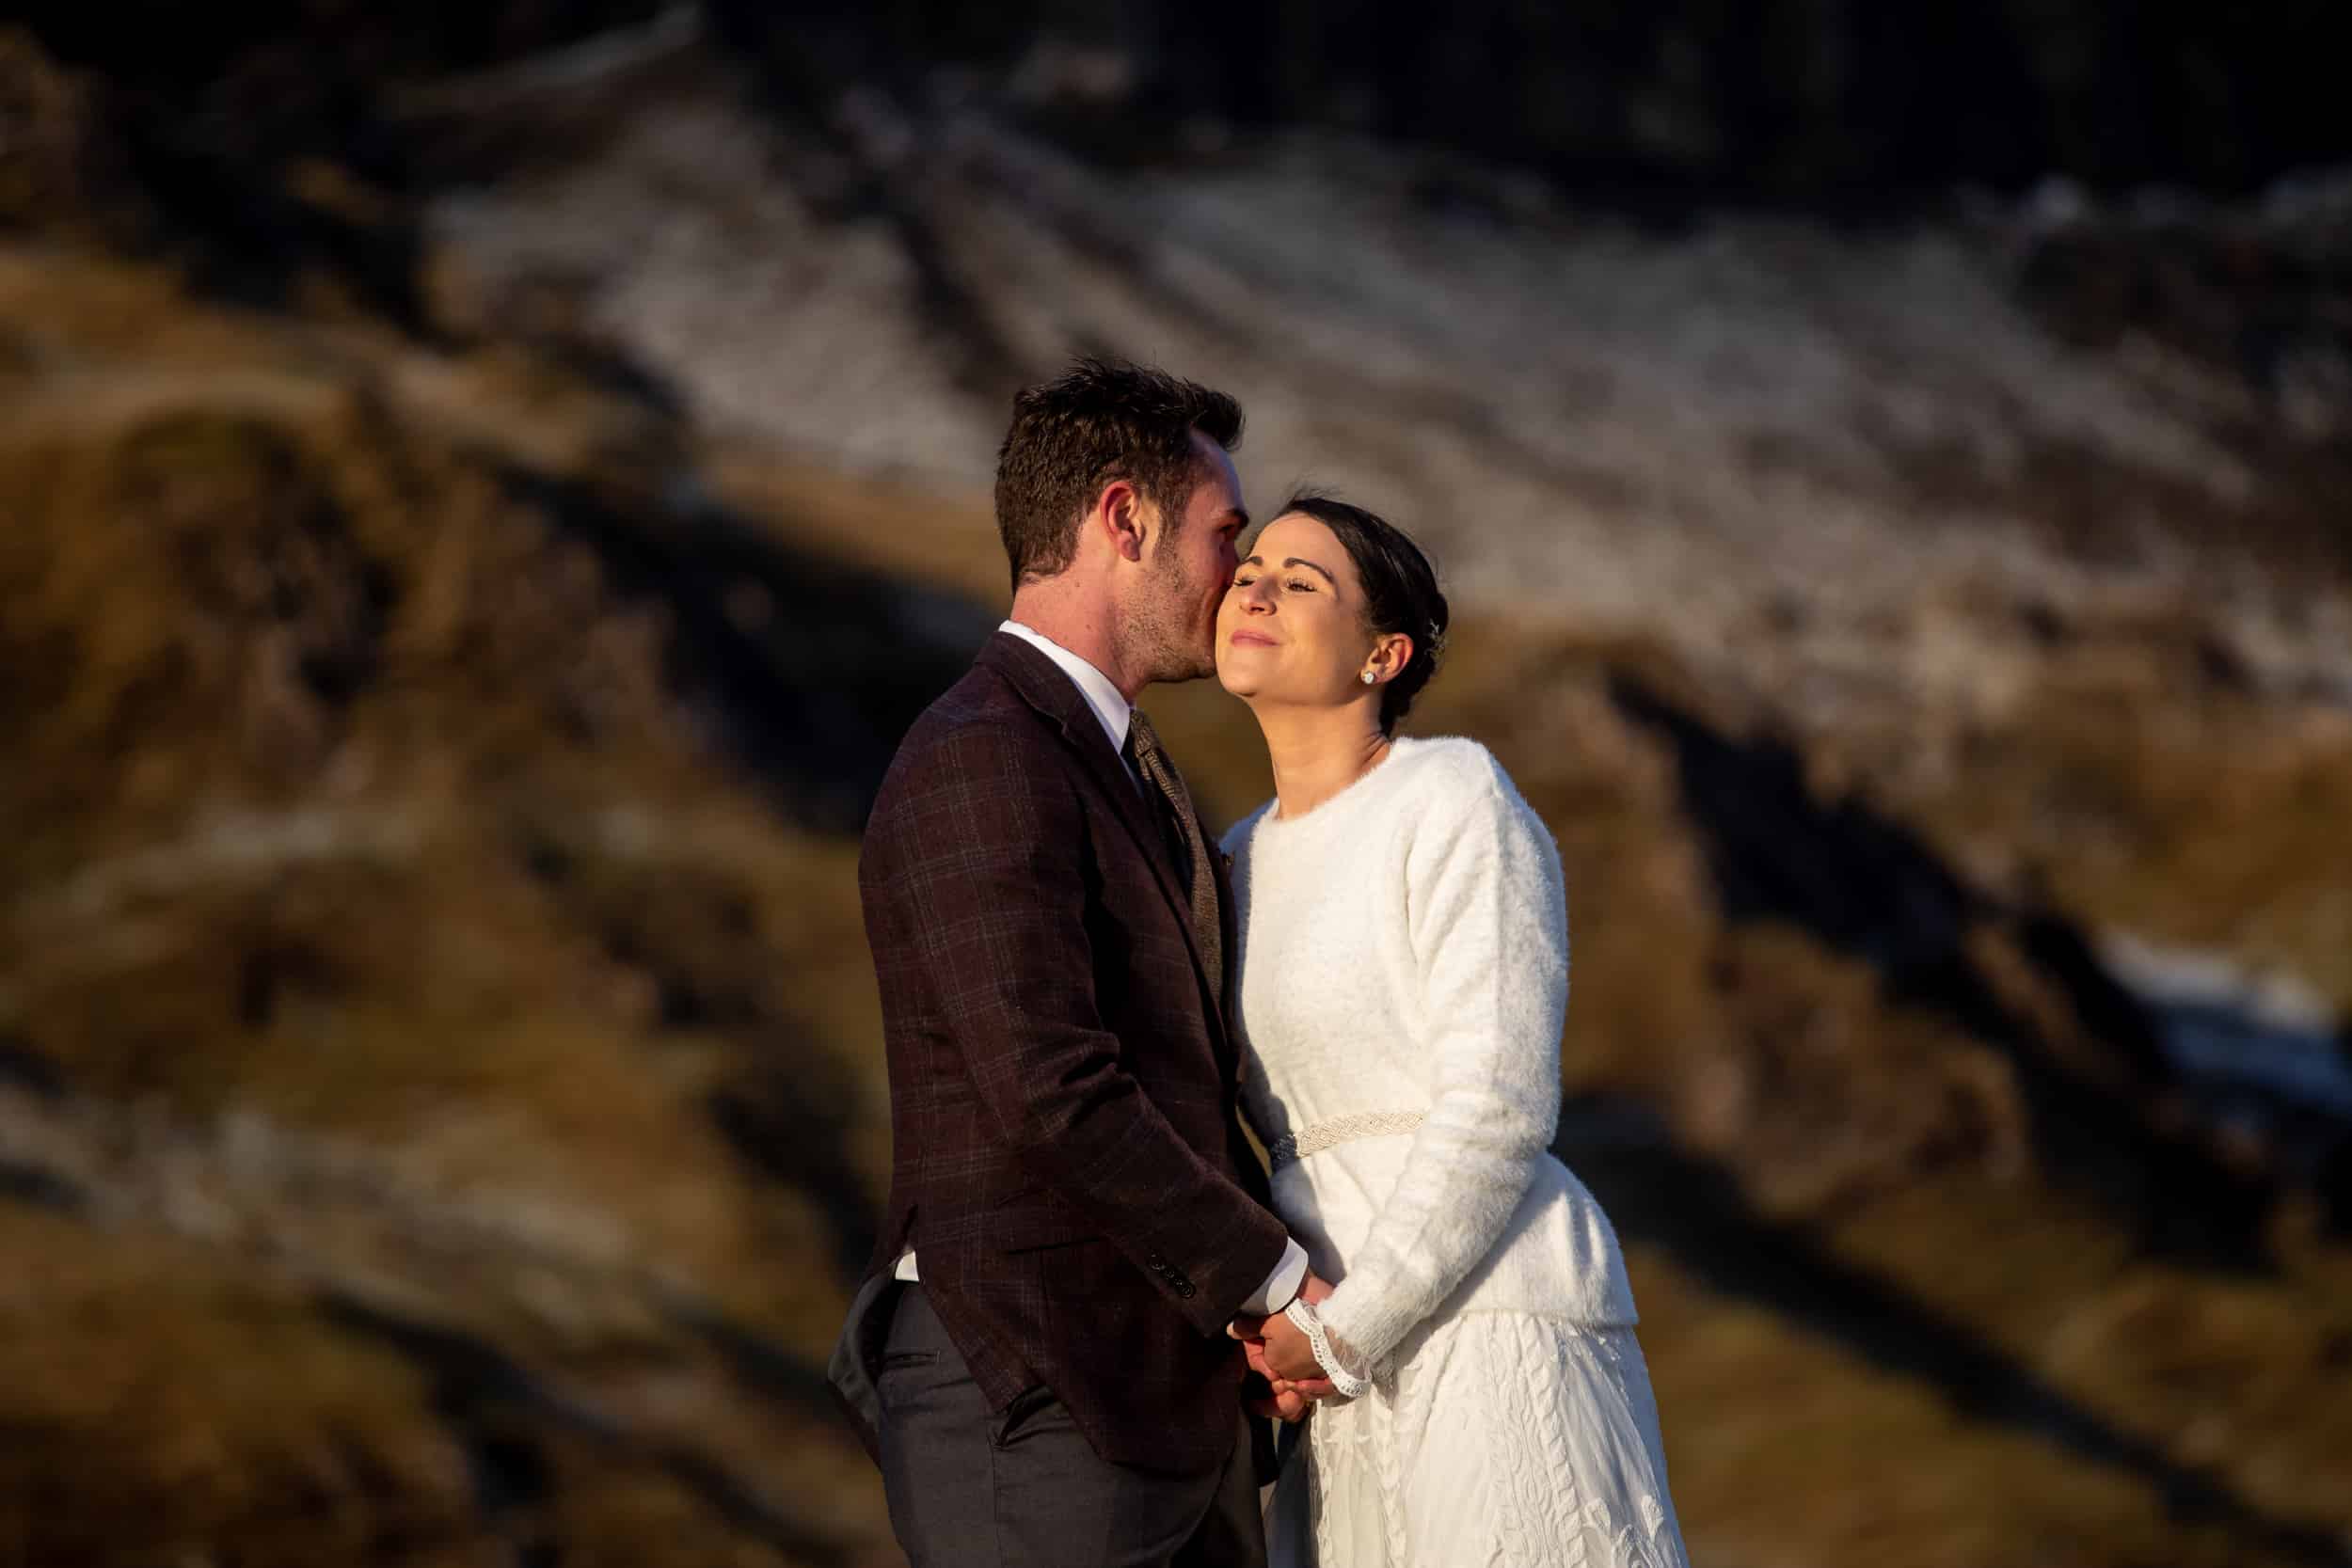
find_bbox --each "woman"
[1216,495,1690,1568]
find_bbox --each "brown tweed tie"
[1124,709,1224,1006]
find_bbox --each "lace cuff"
[1283,1297,1371,1398]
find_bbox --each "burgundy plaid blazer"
[851,630,1290,1473]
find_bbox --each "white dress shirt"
[893,620,1311,1318]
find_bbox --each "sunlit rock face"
[6,13,2352,1568]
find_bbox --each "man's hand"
[1230,1267,1341,1388]
[1239,1305,1323,1382]
[1244,1335,1337,1404]
[1248,1382,1315,1422]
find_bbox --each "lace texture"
[1284,1297,1370,1399]
[1263,1110,1428,1172]
[1264,1312,1690,1568]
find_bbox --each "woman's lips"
[1229,630,1279,647]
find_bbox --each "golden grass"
[1913,680,2352,1009]
[1628,1241,2311,1568]
[6,218,2351,1566]
[0,242,898,1563]
[701,439,1006,607]
[0,1206,477,1568]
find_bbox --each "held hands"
[1246,1367,1315,1423]
[1244,1302,1326,1384]
[1232,1269,1339,1420]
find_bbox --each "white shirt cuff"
[1236,1238,1310,1316]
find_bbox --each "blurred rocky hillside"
[4,8,2352,1567]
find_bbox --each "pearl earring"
[1360,672,1376,685]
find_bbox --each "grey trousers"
[875,1285,1267,1568]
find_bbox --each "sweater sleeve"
[1310,752,1568,1371]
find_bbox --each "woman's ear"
[1369,632,1414,683]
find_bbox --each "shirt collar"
[998,620,1132,756]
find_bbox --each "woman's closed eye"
[1231,573,1316,593]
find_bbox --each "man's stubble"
[1116,523,1219,689]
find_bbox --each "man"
[830,358,1325,1567]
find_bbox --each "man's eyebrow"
[1222,507,1251,531]
[1282,557,1339,586]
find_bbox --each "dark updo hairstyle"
[1274,492,1450,736]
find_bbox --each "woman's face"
[1216,514,1385,711]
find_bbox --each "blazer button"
[1176,1280,1197,1299]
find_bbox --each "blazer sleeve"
[877,720,1291,1336]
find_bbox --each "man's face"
[1121,430,1248,685]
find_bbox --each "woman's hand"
[1245,1335,1338,1405]
[1233,1307,1325,1384]
[1232,1268,1343,1402]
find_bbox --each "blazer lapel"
[1207,829,1244,1077]
[977,635,1225,1032]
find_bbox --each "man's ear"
[1096,478,1149,563]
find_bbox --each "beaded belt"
[1263,1110,1427,1172]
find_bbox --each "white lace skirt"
[1265,1312,1691,1568]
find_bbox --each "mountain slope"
[4,18,2351,1567]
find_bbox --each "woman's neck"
[1255,702,1392,819]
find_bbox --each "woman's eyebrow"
[1282,557,1339,586]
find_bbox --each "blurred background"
[4,2,2352,1564]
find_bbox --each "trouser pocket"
[991,1382,1071,1448]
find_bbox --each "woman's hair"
[1273,492,1450,736]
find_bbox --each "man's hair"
[993,357,1244,588]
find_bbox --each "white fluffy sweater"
[1222,736,1639,1373]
